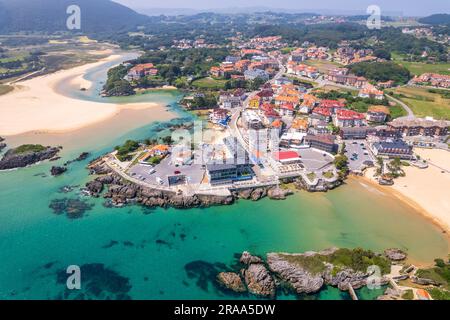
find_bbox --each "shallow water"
[0,53,447,300]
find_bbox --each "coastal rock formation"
[64,152,90,166]
[84,158,293,210]
[411,276,440,286]
[50,166,67,176]
[267,187,294,200]
[216,248,395,299]
[377,287,402,300]
[0,137,6,152]
[0,145,61,170]
[384,248,407,261]
[266,252,324,294]
[217,272,246,293]
[241,262,276,298]
[240,251,263,265]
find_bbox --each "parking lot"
[297,148,334,171]
[344,140,374,171]
[128,155,206,187]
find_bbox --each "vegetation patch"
[12,144,46,154]
[349,61,411,85]
[391,87,450,120]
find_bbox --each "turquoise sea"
[0,54,448,300]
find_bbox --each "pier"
[348,284,359,301]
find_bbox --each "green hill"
[419,14,450,25]
[0,0,149,33]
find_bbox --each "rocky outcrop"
[50,166,67,176]
[217,272,246,293]
[0,137,6,152]
[242,262,276,298]
[240,251,263,265]
[384,248,407,261]
[411,276,440,286]
[267,253,324,294]
[377,287,402,300]
[267,187,293,200]
[64,152,90,166]
[0,146,61,170]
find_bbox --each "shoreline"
[0,52,174,137]
[354,165,450,237]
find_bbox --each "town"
[99,35,449,198]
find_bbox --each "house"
[210,66,223,78]
[334,109,365,127]
[274,95,300,106]
[234,60,251,72]
[319,99,346,113]
[304,135,337,153]
[248,97,261,109]
[262,108,281,125]
[256,89,274,102]
[277,103,295,117]
[299,94,319,114]
[311,107,332,122]
[126,63,158,81]
[225,56,240,63]
[358,85,384,100]
[274,77,293,86]
[377,80,394,89]
[280,132,307,149]
[209,109,230,124]
[371,140,413,160]
[366,105,390,123]
[219,94,241,109]
[146,144,170,157]
[290,118,309,133]
[244,69,269,81]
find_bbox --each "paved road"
[386,94,415,120]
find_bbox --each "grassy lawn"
[392,87,450,120]
[388,103,408,119]
[12,144,46,154]
[0,84,13,96]
[392,53,450,76]
[304,59,343,73]
[322,171,334,179]
[191,77,228,90]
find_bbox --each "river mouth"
[0,51,448,300]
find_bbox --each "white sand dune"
[0,55,168,136]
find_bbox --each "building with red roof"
[272,151,302,164]
[334,109,365,127]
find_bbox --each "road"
[385,94,415,120]
[228,56,286,159]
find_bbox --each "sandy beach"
[361,148,450,234]
[0,54,174,136]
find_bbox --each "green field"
[0,84,13,96]
[191,77,228,90]
[392,87,450,120]
[392,53,450,76]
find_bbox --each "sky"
[114,0,450,17]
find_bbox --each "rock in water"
[217,272,247,293]
[240,251,263,265]
[0,145,60,170]
[242,263,276,298]
[266,253,324,294]
[384,248,407,261]
[268,187,293,200]
[50,166,67,176]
